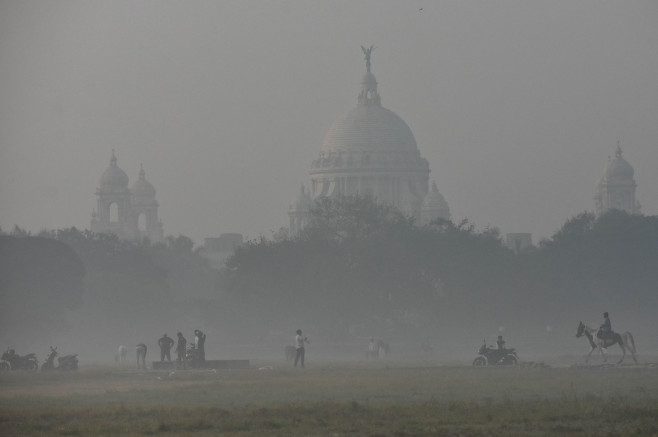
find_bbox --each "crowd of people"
[122,313,618,370]
[126,329,206,369]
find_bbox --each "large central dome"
[309,47,437,219]
[322,105,418,154]
[290,47,451,236]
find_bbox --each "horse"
[576,321,637,364]
[115,345,127,362]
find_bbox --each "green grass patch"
[2,363,658,436]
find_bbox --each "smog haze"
[1,1,657,243]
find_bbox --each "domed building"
[594,143,641,215]
[290,47,450,234]
[91,151,164,242]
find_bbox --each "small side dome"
[423,181,449,210]
[99,150,129,191]
[422,181,451,222]
[605,145,634,180]
[131,164,156,198]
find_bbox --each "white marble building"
[290,48,450,234]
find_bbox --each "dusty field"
[1,360,658,436]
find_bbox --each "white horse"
[576,321,637,364]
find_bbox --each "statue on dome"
[361,45,375,73]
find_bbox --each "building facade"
[290,47,450,234]
[594,143,641,215]
[91,151,164,242]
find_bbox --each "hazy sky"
[1,0,657,244]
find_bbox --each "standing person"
[294,329,309,368]
[158,333,174,361]
[136,343,147,369]
[176,332,187,363]
[194,329,206,362]
[368,338,379,360]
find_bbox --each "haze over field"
[1,1,657,243]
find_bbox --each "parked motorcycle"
[472,341,518,366]
[1,349,39,371]
[41,346,78,371]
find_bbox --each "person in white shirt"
[294,329,309,368]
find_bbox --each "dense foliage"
[2,202,656,352]
[222,196,514,342]
[0,227,219,352]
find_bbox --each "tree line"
[1,197,657,350]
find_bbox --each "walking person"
[158,333,174,361]
[294,329,309,368]
[136,343,147,369]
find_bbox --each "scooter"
[1,349,39,372]
[41,346,78,371]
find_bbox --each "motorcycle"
[1,349,39,372]
[41,346,78,371]
[472,341,518,366]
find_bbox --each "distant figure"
[377,340,389,358]
[194,329,206,362]
[284,345,296,362]
[176,332,187,362]
[136,343,147,369]
[294,329,309,368]
[367,338,379,360]
[598,312,613,342]
[158,333,174,361]
[115,345,127,362]
[497,335,506,350]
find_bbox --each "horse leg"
[598,342,607,363]
[585,346,595,363]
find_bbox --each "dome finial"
[139,163,145,180]
[616,140,622,158]
[358,45,381,106]
[111,149,117,166]
[361,45,375,73]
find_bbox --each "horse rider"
[597,312,612,343]
[158,333,175,362]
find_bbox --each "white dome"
[99,151,129,191]
[322,105,418,154]
[131,165,156,198]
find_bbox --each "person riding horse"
[597,312,613,344]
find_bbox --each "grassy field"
[1,360,658,436]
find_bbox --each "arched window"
[109,203,119,223]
